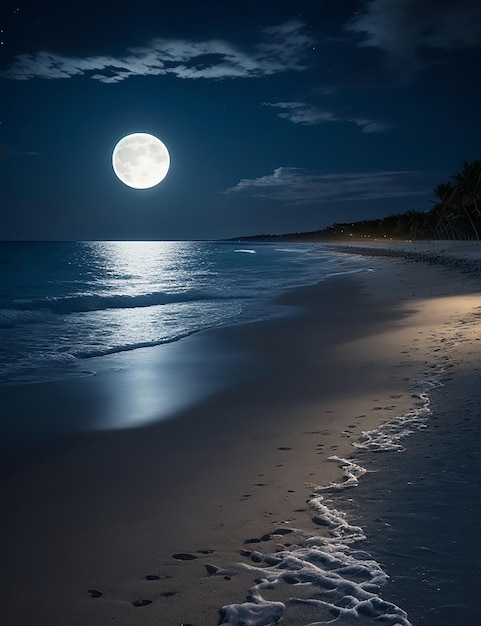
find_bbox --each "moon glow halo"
[112,133,170,189]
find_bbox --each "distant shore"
[234,236,481,273]
[324,239,481,271]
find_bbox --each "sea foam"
[218,373,442,626]
[353,376,441,453]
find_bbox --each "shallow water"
[0,240,368,386]
[345,370,481,625]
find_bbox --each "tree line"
[239,160,481,242]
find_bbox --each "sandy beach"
[1,244,481,625]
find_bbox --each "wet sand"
[1,250,480,625]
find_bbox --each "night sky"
[1,0,480,240]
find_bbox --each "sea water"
[1,241,473,625]
[0,240,367,386]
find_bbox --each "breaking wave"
[72,328,202,359]
[1,289,226,327]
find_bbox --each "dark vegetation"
[237,160,481,242]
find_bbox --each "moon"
[112,133,170,189]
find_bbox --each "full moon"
[112,133,170,189]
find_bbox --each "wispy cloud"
[346,0,481,70]
[1,21,315,82]
[225,167,430,204]
[0,144,39,159]
[263,101,392,133]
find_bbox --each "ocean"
[2,241,475,626]
[0,240,367,388]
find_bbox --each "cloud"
[263,102,392,133]
[0,145,39,160]
[225,167,430,205]
[346,0,481,69]
[1,20,315,82]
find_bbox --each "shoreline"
[1,250,481,625]
[325,239,481,273]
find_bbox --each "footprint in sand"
[132,599,153,607]
[172,553,197,561]
[88,589,103,598]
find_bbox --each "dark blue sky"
[1,0,480,240]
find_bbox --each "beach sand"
[1,247,481,625]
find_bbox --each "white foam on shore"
[316,457,367,491]
[220,500,411,625]
[354,376,441,453]
[219,373,442,626]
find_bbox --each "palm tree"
[465,160,481,217]
[431,183,460,239]
[450,162,480,240]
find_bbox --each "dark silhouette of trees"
[426,162,481,240]
[235,160,481,242]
